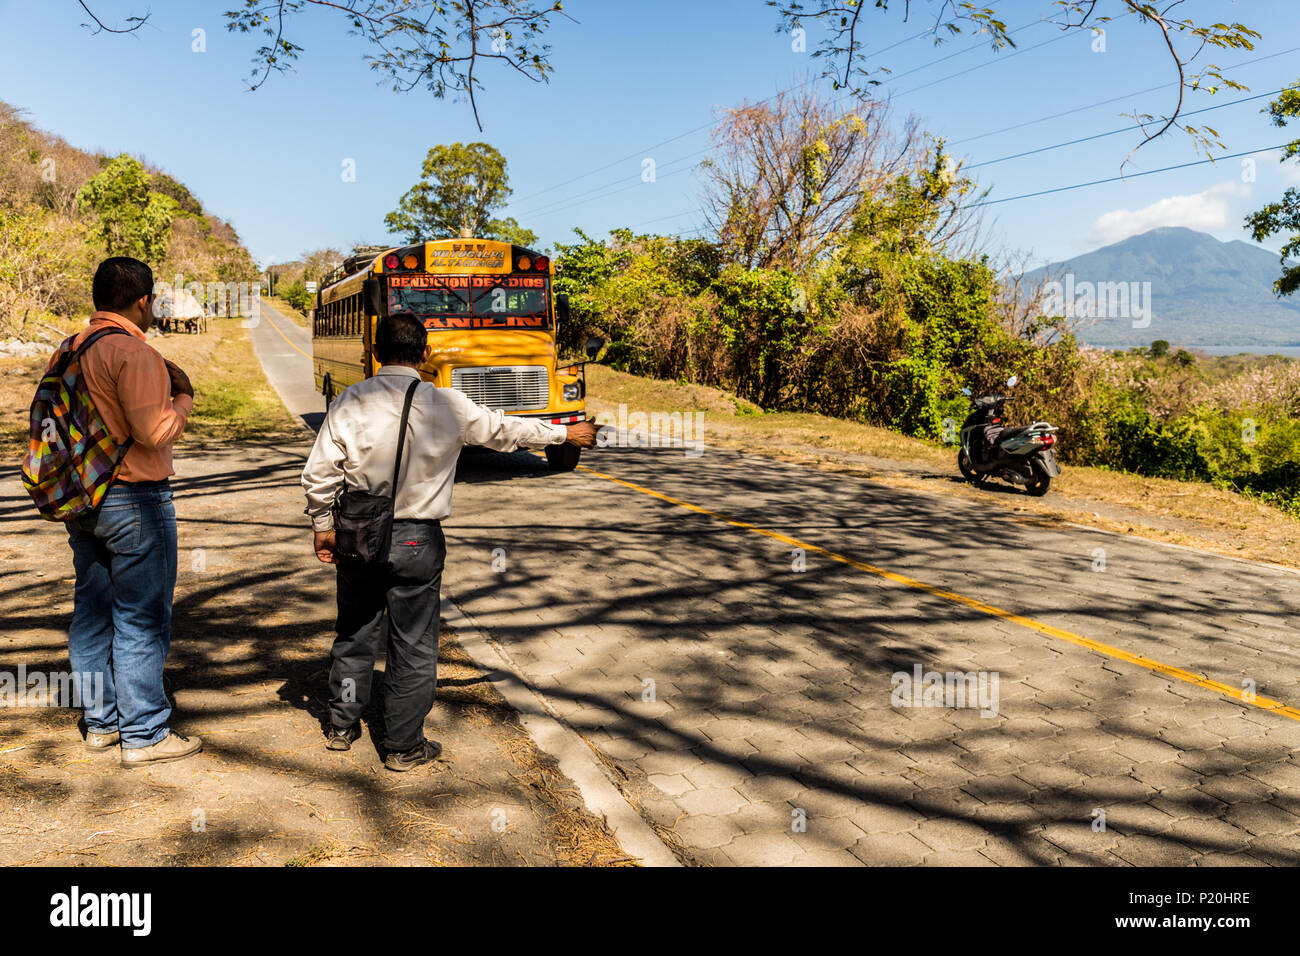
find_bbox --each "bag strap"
[390,378,420,498]
[82,327,136,453]
[48,326,129,377]
[75,326,132,356]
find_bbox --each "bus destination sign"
[425,241,510,274]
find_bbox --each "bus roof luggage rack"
[324,246,393,287]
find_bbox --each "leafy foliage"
[0,102,258,337]
[385,142,536,246]
[768,1,1259,164]
[1245,80,1300,296]
[76,155,182,264]
[221,0,569,130]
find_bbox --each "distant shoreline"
[1193,345,1300,358]
[1086,344,1300,358]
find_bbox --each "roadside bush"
[279,280,314,314]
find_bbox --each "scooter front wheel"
[957,449,983,484]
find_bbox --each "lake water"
[1194,345,1300,357]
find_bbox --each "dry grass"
[263,296,310,329]
[0,318,301,460]
[151,318,301,444]
[586,364,1300,569]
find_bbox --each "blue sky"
[1,0,1297,269]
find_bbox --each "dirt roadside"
[0,324,631,867]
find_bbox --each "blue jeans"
[66,481,178,748]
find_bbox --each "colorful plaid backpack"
[21,327,133,520]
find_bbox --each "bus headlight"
[562,382,582,402]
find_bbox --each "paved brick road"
[248,303,1300,866]
[442,445,1300,866]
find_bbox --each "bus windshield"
[387,274,549,330]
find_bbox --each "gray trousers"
[328,520,445,753]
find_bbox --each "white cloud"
[1085,180,1252,246]
[1279,157,1300,186]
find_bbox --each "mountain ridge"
[1025,227,1300,348]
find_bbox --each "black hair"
[92,257,154,313]
[375,312,428,365]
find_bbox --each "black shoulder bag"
[333,378,420,564]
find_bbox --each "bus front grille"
[451,365,549,410]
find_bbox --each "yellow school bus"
[313,238,589,470]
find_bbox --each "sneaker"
[120,732,203,769]
[326,724,362,751]
[383,739,442,772]
[84,728,120,752]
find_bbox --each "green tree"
[385,142,536,246]
[76,154,179,263]
[1150,339,1170,358]
[1245,80,1300,296]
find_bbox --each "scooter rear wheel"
[1025,467,1051,496]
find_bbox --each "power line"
[512,4,1026,209]
[511,20,948,207]
[948,45,1300,147]
[969,143,1288,208]
[544,46,1292,227]
[893,26,1078,99]
[663,142,1290,241]
[526,23,1293,235]
[965,89,1283,170]
[515,149,703,219]
[521,18,1104,224]
[517,13,1065,221]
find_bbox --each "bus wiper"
[419,275,470,307]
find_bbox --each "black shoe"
[325,724,362,751]
[384,739,442,772]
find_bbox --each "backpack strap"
[76,326,132,355]
[67,325,138,454]
[390,379,420,497]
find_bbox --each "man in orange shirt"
[61,257,203,768]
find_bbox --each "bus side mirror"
[585,336,605,360]
[553,291,569,340]
[363,278,383,317]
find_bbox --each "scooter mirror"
[1006,374,1018,388]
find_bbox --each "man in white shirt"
[301,312,598,770]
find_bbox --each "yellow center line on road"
[575,463,1300,724]
[259,302,312,359]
